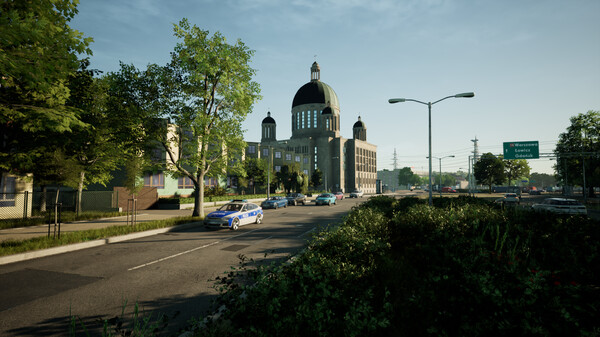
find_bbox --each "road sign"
[503,141,539,159]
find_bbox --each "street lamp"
[427,155,455,197]
[389,92,474,205]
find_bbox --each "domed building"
[247,62,377,193]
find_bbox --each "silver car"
[531,198,587,215]
[349,190,364,198]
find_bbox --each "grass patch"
[0,216,202,257]
[0,211,125,230]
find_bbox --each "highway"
[0,197,364,336]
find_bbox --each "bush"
[192,197,600,337]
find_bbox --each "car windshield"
[220,204,242,212]
[318,194,330,198]
[269,197,279,200]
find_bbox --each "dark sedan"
[286,192,307,205]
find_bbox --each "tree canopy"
[397,167,421,187]
[474,153,505,193]
[0,0,93,173]
[554,110,599,197]
[502,158,530,186]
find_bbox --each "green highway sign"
[503,141,539,159]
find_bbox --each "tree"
[310,169,323,189]
[66,60,126,214]
[144,19,261,217]
[0,0,92,174]
[243,158,268,194]
[398,167,420,187]
[276,164,304,193]
[529,172,556,189]
[502,158,530,186]
[474,153,505,193]
[555,111,600,197]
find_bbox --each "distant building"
[247,62,377,193]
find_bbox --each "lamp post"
[427,155,455,197]
[389,92,474,205]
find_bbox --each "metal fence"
[0,191,118,220]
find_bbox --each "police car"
[204,200,263,230]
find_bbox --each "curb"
[0,222,203,266]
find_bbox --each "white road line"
[128,227,263,271]
[297,227,316,237]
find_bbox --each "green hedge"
[192,196,600,337]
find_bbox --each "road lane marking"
[128,228,263,271]
[297,227,316,237]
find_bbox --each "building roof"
[262,111,276,124]
[353,116,365,128]
[292,81,339,108]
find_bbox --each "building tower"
[352,116,367,141]
[392,148,399,170]
[261,111,276,143]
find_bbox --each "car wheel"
[255,213,262,224]
[293,200,297,206]
[328,201,331,206]
[231,218,240,230]
[275,204,278,209]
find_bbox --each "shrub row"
[192,196,599,337]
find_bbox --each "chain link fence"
[0,191,118,220]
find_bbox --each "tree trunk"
[193,172,205,217]
[77,170,85,216]
[40,185,47,212]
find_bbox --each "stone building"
[247,62,377,193]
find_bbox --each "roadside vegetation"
[0,216,201,257]
[0,210,125,230]
[189,195,599,337]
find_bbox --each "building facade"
[249,62,377,193]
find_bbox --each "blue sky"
[71,0,600,175]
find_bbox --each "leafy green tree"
[555,110,600,197]
[0,0,92,174]
[144,19,261,217]
[502,158,530,186]
[243,158,268,194]
[529,172,556,189]
[474,153,505,193]
[310,169,323,189]
[276,164,304,193]
[397,167,418,186]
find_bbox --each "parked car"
[286,192,307,205]
[204,200,263,230]
[531,198,587,215]
[495,193,520,205]
[315,193,337,206]
[349,190,364,198]
[442,187,457,193]
[528,190,542,195]
[261,196,288,209]
[334,191,344,200]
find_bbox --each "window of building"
[178,176,195,189]
[0,174,16,207]
[248,145,256,154]
[314,146,318,170]
[205,177,218,187]
[285,153,292,161]
[303,169,309,175]
[296,112,300,130]
[307,110,311,128]
[262,148,269,157]
[275,151,282,158]
[295,155,300,162]
[326,119,330,129]
[313,110,317,128]
[144,172,164,189]
[304,157,308,164]
[275,165,281,172]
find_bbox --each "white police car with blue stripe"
[204,200,263,230]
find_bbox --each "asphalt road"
[0,197,364,336]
